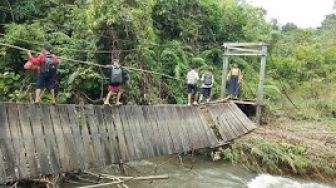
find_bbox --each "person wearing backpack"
[103,59,129,106]
[198,70,214,103]
[27,44,60,104]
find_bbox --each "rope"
[0,42,184,81]
[0,33,139,53]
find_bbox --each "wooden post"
[221,46,229,99]
[256,44,267,125]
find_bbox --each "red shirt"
[29,53,60,65]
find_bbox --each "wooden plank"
[128,106,147,159]
[0,104,16,180]
[226,104,248,134]
[180,106,200,150]
[50,105,70,172]
[17,104,39,177]
[40,104,61,174]
[223,42,265,47]
[141,106,160,156]
[110,106,129,162]
[155,106,174,155]
[85,105,104,168]
[176,106,194,151]
[58,105,80,171]
[0,149,6,183]
[185,107,205,149]
[221,47,230,98]
[256,45,268,125]
[118,106,137,160]
[6,103,29,179]
[221,104,240,137]
[168,107,189,153]
[195,107,218,146]
[77,105,96,169]
[175,106,193,151]
[227,104,247,136]
[147,106,167,156]
[190,107,210,148]
[94,106,112,166]
[29,104,52,175]
[67,105,86,170]
[217,105,236,140]
[229,103,256,130]
[165,106,184,153]
[102,106,119,163]
[208,105,231,141]
[135,106,155,158]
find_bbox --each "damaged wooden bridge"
[0,102,256,183]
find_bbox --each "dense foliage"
[0,0,335,119]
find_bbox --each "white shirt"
[186,70,199,84]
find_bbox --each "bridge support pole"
[256,44,267,125]
[221,46,229,99]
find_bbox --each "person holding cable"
[26,44,60,104]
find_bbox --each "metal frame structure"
[221,42,268,125]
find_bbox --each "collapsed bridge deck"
[0,102,256,183]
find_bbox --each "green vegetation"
[222,138,336,183]
[0,1,335,117]
[1,0,335,183]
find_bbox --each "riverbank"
[221,118,336,185]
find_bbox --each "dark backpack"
[204,73,213,85]
[110,65,123,84]
[42,54,58,78]
[122,68,130,83]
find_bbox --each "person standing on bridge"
[27,44,60,104]
[198,69,214,103]
[104,59,129,106]
[227,63,243,99]
[186,65,199,106]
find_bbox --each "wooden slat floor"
[0,102,255,183]
[207,102,257,143]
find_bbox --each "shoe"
[116,102,123,106]
[193,101,198,105]
[187,103,192,106]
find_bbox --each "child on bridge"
[104,59,129,106]
[186,65,199,106]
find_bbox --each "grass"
[221,138,336,184]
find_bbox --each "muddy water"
[66,156,335,188]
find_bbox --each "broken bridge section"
[0,102,255,183]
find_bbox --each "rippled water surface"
[66,156,335,188]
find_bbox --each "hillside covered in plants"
[0,0,335,118]
[1,0,336,184]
